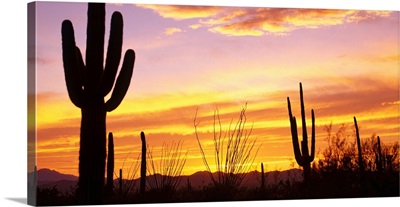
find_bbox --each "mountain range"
[29,168,303,194]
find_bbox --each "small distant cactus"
[106,132,114,195]
[261,162,265,190]
[353,117,365,173]
[376,136,383,172]
[287,82,315,184]
[140,131,147,194]
[119,168,123,194]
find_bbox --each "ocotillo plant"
[353,117,365,174]
[194,105,258,199]
[287,82,315,184]
[61,3,135,204]
[106,132,114,195]
[140,131,146,194]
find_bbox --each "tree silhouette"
[61,3,135,204]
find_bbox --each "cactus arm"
[292,117,304,166]
[75,47,85,87]
[85,3,105,91]
[299,82,309,147]
[309,109,315,162]
[287,97,304,166]
[287,97,294,118]
[61,20,84,108]
[105,49,135,112]
[100,12,123,97]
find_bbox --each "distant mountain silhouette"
[32,168,302,194]
[28,169,78,194]
[176,169,302,189]
[187,169,303,189]
[35,168,78,182]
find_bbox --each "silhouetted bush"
[311,122,399,198]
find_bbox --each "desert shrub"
[114,153,141,200]
[136,140,188,203]
[315,123,357,173]
[194,105,260,200]
[312,122,399,198]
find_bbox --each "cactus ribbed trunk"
[79,99,106,203]
[140,131,146,194]
[302,159,311,184]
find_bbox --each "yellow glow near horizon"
[35,83,399,177]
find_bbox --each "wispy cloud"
[189,24,202,29]
[136,4,221,20]
[208,9,392,36]
[364,55,399,63]
[164,27,184,35]
[136,5,393,36]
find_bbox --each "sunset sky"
[31,2,399,177]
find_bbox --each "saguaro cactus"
[61,3,135,204]
[376,136,383,172]
[260,162,265,190]
[287,82,315,184]
[106,132,114,195]
[354,117,365,173]
[140,131,146,194]
[119,169,123,194]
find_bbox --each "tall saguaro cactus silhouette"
[287,82,315,184]
[61,3,135,204]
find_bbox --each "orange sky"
[30,2,399,177]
